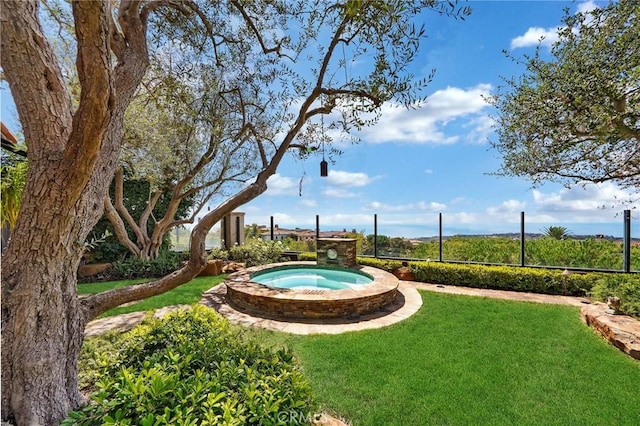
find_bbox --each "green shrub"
[108,250,183,280]
[66,306,316,425]
[208,238,287,267]
[356,257,403,272]
[354,256,600,297]
[589,274,640,318]
[298,252,316,261]
[406,261,600,296]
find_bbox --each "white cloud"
[577,1,599,15]
[464,115,494,144]
[322,188,358,198]
[326,170,373,187]
[298,198,317,208]
[424,169,434,175]
[510,2,600,50]
[264,174,298,196]
[321,213,374,226]
[359,84,492,145]
[531,182,635,220]
[486,199,526,214]
[364,200,446,212]
[510,26,560,49]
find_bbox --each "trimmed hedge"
[66,306,316,425]
[406,261,598,296]
[298,252,317,261]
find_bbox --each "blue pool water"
[252,267,373,290]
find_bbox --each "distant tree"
[389,236,414,256]
[345,230,369,255]
[245,223,260,239]
[368,234,391,252]
[91,175,195,262]
[541,226,571,240]
[489,2,639,193]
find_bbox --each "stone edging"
[580,303,640,360]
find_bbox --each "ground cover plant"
[69,306,316,425]
[77,276,225,318]
[272,292,640,425]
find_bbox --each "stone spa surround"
[224,262,399,319]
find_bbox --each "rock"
[393,266,414,281]
[222,262,246,273]
[581,303,640,360]
[199,259,224,276]
[78,262,112,278]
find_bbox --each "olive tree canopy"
[489,2,639,193]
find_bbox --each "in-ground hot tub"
[225,262,399,319]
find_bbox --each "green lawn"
[254,292,640,425]
[77,275,225,318]
[78,279,640,425]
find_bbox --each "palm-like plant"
[541,226,571,240]
[1,160,28,229]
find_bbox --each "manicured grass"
[77,275,225,318]
[256,292,640,425]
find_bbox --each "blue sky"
[241,0,638,238]
[1,1,636,238]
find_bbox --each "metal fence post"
[374,214,378,258]
[520,211,525,267]
[623,209,631,273]
[316,214,320,240]
[439,212,443,262]
[270,216,274,241]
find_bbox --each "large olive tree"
[489,1,639,192]
[1,1,469,424]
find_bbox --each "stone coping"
[201,281,422,334]
[224,262,399,319]
[226,261,397,300]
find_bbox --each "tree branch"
[230,0,288,57]
[113,168,148,243]
[62,1,113,199]
[0,0,73,159]
[138,189,163,235]
[103,196,141,257]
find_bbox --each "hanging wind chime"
[320,137,328,177]
[319,110,329,176]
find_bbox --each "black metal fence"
[264,210,637,273]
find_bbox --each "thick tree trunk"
[1,222,88,424]
[1,1,150,424]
